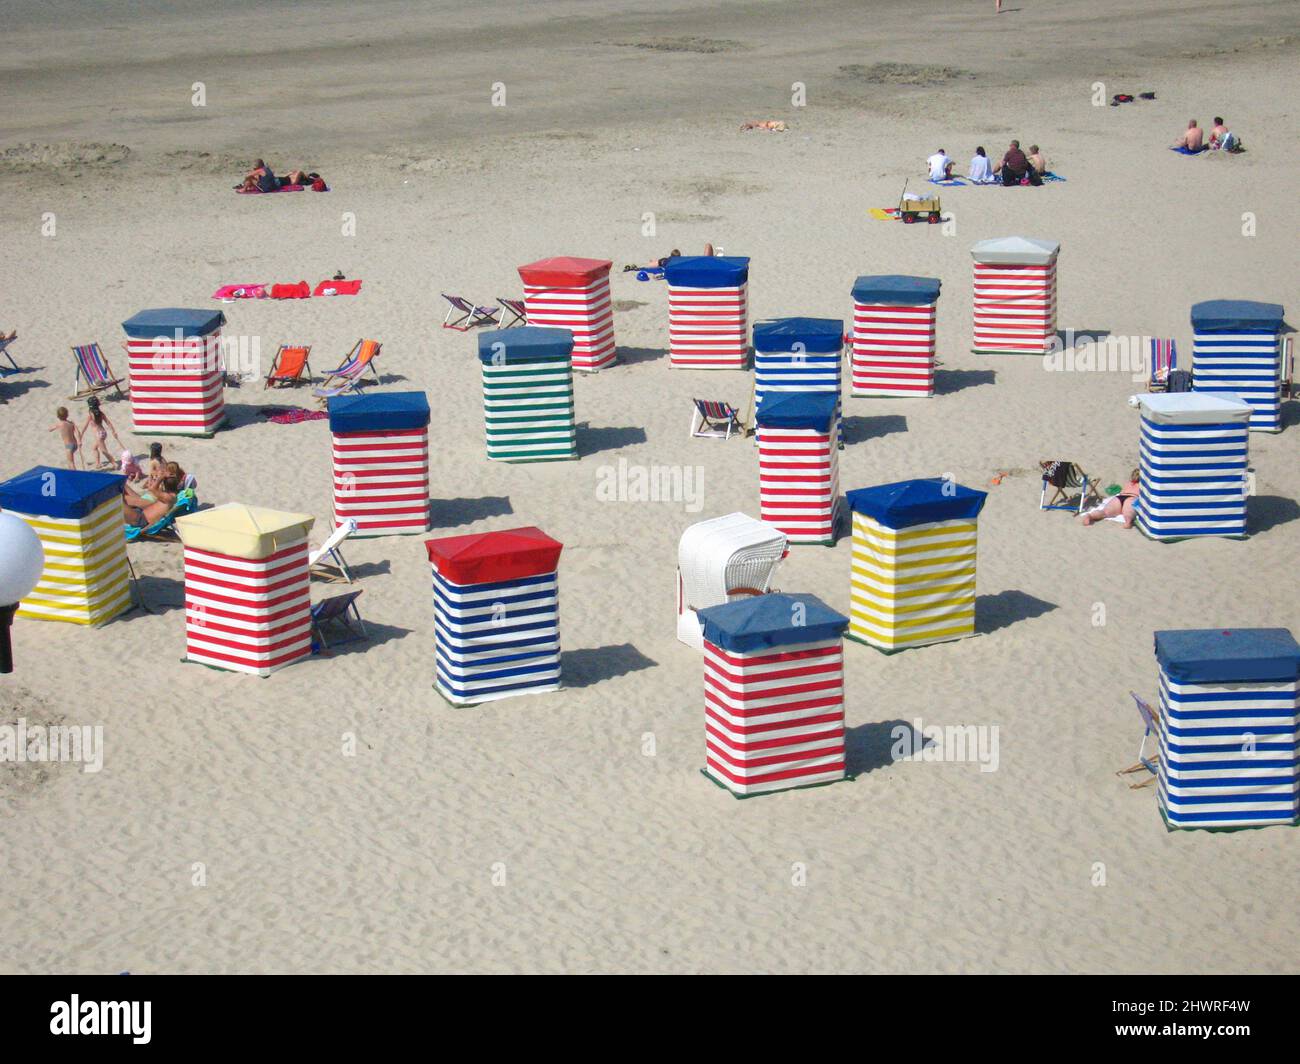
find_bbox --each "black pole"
[0,603,16,674]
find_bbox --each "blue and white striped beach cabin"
[752,317,845,448]
[1133,392,1251,540]
[1155,628,1300,830]
[1190,300,1285,433]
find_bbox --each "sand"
[1,0,1298,974]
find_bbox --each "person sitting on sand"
[994,140,1041,186]
[1208,117,1228,149]
[1172,120,1204,152]
[927,148,954,181]
[968,146,994,183]
[1027,144,1048,176]
[238,159,279,193]
[1079,469,1140,528]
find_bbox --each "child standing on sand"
[49,407,79,468]
[79,396,126,470]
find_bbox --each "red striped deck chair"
[497,297,527,328]
[264,344,313,388]
[441,293,499,331]
[313,339,382,401]
[70,342,126,400]
[0,332,19,374]
[1147,338,1176,392]
[690,398,742,440]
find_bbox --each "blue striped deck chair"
[1147,338,1176,392]
[0,332,19,375]
[312,339,382,401]
[311,589,367,651]
[1117,691,1160,788]
[70,342,126,400]
[1039,460,1104,514]
[441,293,499,331]
[690,398,742,440]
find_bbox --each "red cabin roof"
[425,526,563,584]
[517,256,613,287]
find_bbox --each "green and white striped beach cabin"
[477,326,578,463]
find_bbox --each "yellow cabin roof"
[175,503,315,560]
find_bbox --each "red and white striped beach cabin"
[122,308,227,436]
[328,391,431,536]
[175,504,315,676]
[664,256,750,369]
[850,274,942,396]
[517,256,616,372]
[970,237,1059,355]
[698,592,850,796]
[756,392,841,545]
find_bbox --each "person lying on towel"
[1079,469,1140,528]
[1172,120,1205,153]
[624,249,682,272]
[123,462,186,528]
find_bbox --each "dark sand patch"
[838,63,974,85]
[0,141,131,174]
[613,37,746,55]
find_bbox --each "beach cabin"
[478,326,577,462]
[846,478,987,651]
[1190,300,1286,433]
[676,512,788,649]
[328,391,431,536]
[175,504,315,676]
[517,256,617,372]
[122,307,227,436]
[425,526,563,706]
[699,592,849,796]
[752,316,844,447]
[755,392,841,545]
[850,275,941,397]
[1155,628,1300,830]
[970,238,1059,355]
[0,467,129,626]
[1132,392,1251,540]
[664,256,750,369]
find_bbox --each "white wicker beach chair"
[676,512,788,649]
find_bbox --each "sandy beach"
[1,0,1298,973]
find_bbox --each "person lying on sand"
[740,120,786,132]
[1079,469,1140,528]
[624,249,682,272]
[123,462,186,528]
[1172,120,1204,152]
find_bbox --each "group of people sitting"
[237,159,326,193]
[1172,117,1239,153]
[929,141,1048,186]
[121,442,194,530]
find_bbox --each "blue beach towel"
[1170,145,1207,155]
[928,176,968,187]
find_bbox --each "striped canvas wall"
[481,359,577,462]
[332,426,430,536]
[1137,414,1249,540]
[431,566,561,706]
[852,301,937,396]
[668,284,749,369]
[848,512,978,650]
[753,349,844,447]
[182,541,312,676]
[521,275,616,372]
[1191,330,1282,433]
[7,497,130,626]
[757,424,840,545]
[972,262,1057,355]
[1158,668,1299,829]
[125,331,227,436]
[703,635,847,796]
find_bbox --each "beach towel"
[313,279,363,296]
[868,207,898,221]
[928,177,968,187]
[1042,172,1066,182]
[212,284,267,300]
[270,281,311,300]
[259,405,329,424]
[1170,145,1207,155]
[236,184,306,195]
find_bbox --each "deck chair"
[690,399,743,440]
[311,589,367,651]
[1282,336,1295,400]
[264,344,313,388]
[0,332,19,374]
[1116,691,1161,789]
[1039,460,1104,514]
[441,293,499,331]
[497,297,527,328]
[313,339,381,401]
[1147,338,1176,392]
[124,488,198,542]
[70,343,127,400]
[309,518,357,583]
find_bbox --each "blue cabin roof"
[699,593,849,654]
[1155,628,1300,684]
[328,391,431,433]
[846,478,987,527]
[752,317,845,354]
[0,466,127,519]
[477,326,574,364]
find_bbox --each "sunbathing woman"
[623,249,682,272]
[123,462,185,528]
[1079,468,1140,527]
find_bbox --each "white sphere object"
[0,513,45,605]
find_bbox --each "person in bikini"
[1080,468,1140,527]
[78,395,126,469]
[123,462,187,528]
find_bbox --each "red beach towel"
[270,281,311,300]
[313,279,363,296]
[236,184,305,195]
